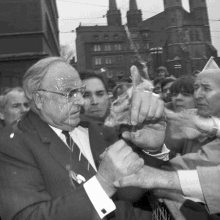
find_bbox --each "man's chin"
[197,109,210,118]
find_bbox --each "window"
[94,35,99,40]
[195,30,201,41]
[130,44,135,50]
[114,44,122,51]
[115,55,123,64]
[114,34,119,39]
[105,57,113,65]
[145,43,150,50]
[190,30,194,41]
[135,43,140,50]
[142,33,148,38]
[104,35,109,40]
[94,57,102,65]
[104,44,111,51]
[131,33,138,39]
[94,45,101,52]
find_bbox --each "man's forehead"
[83,78,106,91]
[6,91,27,104]
[44,63,82,89]
[196,71,220,86]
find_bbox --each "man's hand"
[165,108,213,139]
[131,90,164,126]
[114,165,181,192]
[96,140,144,197]
[122,121,166,152]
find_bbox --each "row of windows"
[94,34,119,41]
[94,56,124,66]
[130,32,149,39]
[93,42,149,52]
[93,44,122,52]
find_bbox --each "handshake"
[96,139,144,197]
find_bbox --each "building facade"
[76,0,151,84]
[76,0,217,81]
[0,0,60,87]
[142,0,217,77]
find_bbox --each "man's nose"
[194,88,204,99]
[91,95,98,105]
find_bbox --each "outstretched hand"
[114,166,158,189]
[165,108,211,139]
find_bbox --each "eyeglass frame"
[37,84,86,100]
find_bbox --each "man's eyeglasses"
[38,85,86,101]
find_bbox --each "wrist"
[207,116,218,138]
[96,173,117,197]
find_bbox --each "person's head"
[112,82,131,100]
[192,70,201,78]
[23,57,85,131]
[0,87,30,125]
[170,76,195,112]
[156,66,169,79]
[161,78,176,102]
[194,69,220,117]
[79,72,110,118]
[153,77,164,95]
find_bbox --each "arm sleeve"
[143,144,170,161]
[197,165,220,215]
[177,170,204,203]
[84,176,116,219]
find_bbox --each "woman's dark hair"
[153,77,164,87]
[170,75,195,95]
[161,78,176,91]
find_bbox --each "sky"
[57,0,220,56]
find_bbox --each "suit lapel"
[25,111,72,174]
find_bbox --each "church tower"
[163,0,184,47]
[107,0,122,26]
[163,0,182,10]
[126,0,142,27]
[189,0,209,25]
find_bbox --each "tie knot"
[62,130,70,138]
[62,130,72,147]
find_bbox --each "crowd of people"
[0,57,219,220]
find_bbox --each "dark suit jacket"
[0,111,147,220]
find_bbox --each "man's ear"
[33,92,43,110]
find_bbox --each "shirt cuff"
[143,144,170,161]
[178,170,205,203]
[83,176,116,219]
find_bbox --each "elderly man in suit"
[0,57,165,220]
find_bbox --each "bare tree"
[60,44,75,62]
